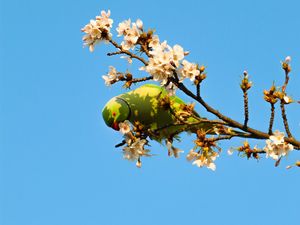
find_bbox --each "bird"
[102,84,225,142]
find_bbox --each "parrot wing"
[116,84,212,141]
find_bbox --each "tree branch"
[108,39,148,66]
[171,78,300,149]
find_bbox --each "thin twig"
[207,133,264,142]
[243,89,249,128]
[253,149,266,154]
[196,83,200,98]
[280,100,293,138]
[208,135,234,141]
[107,51,122,56]
[268,103,275,135]
[132,76,152,83]
[280,66,293,138]
[108,39,148,66]
[282,69,290,93]
[111,74,153,86]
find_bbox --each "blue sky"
[1,0,300,225]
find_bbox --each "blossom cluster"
[140,40,183,84]
[186,149,218,171]
[81,10,113,52]
[82,10,202,91]
[123,138,151,164]
[117,19,143,50]
[83,10,299,170]
[141,36,200,87]
[263,84,294,105]
[118,121,151,167]
[264,130,294,160]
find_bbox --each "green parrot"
[102,84,221,141]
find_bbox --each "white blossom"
[136,19,143,30]
[285,56,291,63]
[82,10,113,52]
[207,162,216,171]
[264,130,294,160]
[136,159,142,168]
[149,41,170,57]
[186,149,218,171]
[117,19,143,50]
[148,35,160,49]
[141,47,174,84]
[171,45,185,67]
[283,95,293,104]
[121,25,139,50]
[186,149,200,161]
[102,66,117,86]
[141,34,200,85]
[142,40,187,85]
[123,138,151,161]
[116,19,131,36]
[180,60,200,81]
[227,148,234,155]
[119,120,131,134]
[269,130,285,145]
[286,165,293,169]
[164,82,177,96]
[192,155,217,171]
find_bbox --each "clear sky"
[1,0,300,225]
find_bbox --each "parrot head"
[102,97,130,131]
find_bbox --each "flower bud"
[274,91,284,99]
[240,75,252,91]
[282,62,291,73]
[243,141,250,148]
[136,159,142,168]
[125,73,132,80]
[285,56,291,63]
[136,19,143,29]
[200,65,205,73]
[283,95,293,104]
[270,84,276,93]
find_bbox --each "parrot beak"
[112,121,120,131]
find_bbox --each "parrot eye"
[112,112,116,117]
